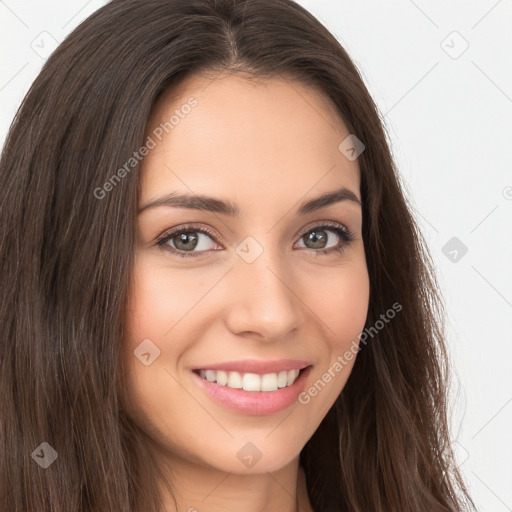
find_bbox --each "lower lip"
[192,366,313,415]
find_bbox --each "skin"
[123,71,370,512]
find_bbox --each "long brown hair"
[0,0,476,510]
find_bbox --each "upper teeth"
[199,369,301,392]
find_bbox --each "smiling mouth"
[192,367,309,392]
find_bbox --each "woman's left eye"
[295,223,354,255]
[156,222,354,259]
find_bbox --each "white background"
[1,1,511,510]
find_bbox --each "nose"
[223,247,303,342]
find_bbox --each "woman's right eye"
[156,226,220,259]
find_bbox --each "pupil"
[175,231,198,251]
[306,230,327,249]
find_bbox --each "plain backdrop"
[1,1,511,510]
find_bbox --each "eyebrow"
[138,186,362,216]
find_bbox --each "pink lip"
[192,359,311,374]
[191,365,313,415]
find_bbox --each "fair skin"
[123,71,370,512]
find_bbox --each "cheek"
[122,258,200,449]
[312,257,370,348]
[334,268,370,344]
[297,257,369,411]
[125,255,208,346]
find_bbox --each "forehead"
[139,72,360,208]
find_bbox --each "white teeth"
[216,370,228,386]
[287,369,299,386]
[277,370,288,388]
[242,373,261,391]
[198,368,302,391]
[227,371,243,389]
[261,373,278,392]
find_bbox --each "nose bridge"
[225,238,302,340]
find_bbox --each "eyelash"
[155,222,355,259]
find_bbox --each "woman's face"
[123,72,370,474]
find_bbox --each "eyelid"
[155,223,222,246]
[295,220,350,240]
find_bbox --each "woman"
[0,0,476,511]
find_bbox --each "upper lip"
[193,359,312,374]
